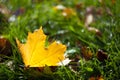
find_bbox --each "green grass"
[0,0,120,79]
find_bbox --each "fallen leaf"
[62,8,76,18]
[0,36,11,56]
[85,14,94,27]
[89,75,104,80]
[53,5,76,18]
[96,49,108,62]
[85,6,95,27]
[16,27,67,67]
[53,5,66,10]
[81,46,92,60]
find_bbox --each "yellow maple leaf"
[16,27,66,67]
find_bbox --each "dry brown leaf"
[81,46,93,60]
[89,75,104,80]
[0,36,11,56]
[96,49,108,62]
